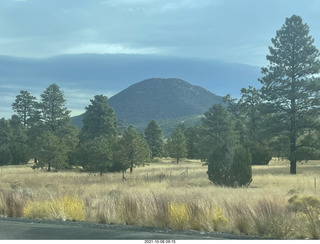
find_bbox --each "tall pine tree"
[167,127,187,163]
[39,84,71,132]
[260,15,320,174]
[12,90,38,127]
[79,95,118,142]
[144,120,165,158]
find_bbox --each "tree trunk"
[130,161,133,174]
[48,163,51,172]
[290,159,297,174]
[290,94,297,174]
[176,157,179,164]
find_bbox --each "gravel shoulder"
[0,217,268,240]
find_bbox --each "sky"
[1,0,320,119]
[1,0,320,67]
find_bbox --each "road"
[0,217,262,240]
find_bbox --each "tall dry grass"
[1,158,320,239]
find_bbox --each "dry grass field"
[1,158,320,239]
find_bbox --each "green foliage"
[75,136,114,175]
[207,143,234,186]
[207,144,252,187]
[166,127,188,163]
[117,126,151,173]
[32,131,69,171]
[184,126,202,159]
[230,145,252,187]
[0,146,13,165]
[200,104,235,161]
[12,90,38,127]
[239,86,263,142]
[9,116,29,164]
[202,104,233,142]
[260,15,320,174]
[0,117,29,165]
[144,120,165,158]
[39,84,71,132]
[249,143,272,165]
[79,95,118,142]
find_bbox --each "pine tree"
[9,115,29,164]
[238,87,272,165]
[39,84,71,132]
[0,118,13,165]
[79,95,118,142]
[75,136,114,176]
[260,15,320,174]
[119,126,151,173]
[200,104,235,160]
[144,120,165,158]
[33,131,68,171]
[167,127,187,163]
[12,90,38,127]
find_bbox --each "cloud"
[160,0,212,11]
[63,43,161,55]
[0,0,320,65]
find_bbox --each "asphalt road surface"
[0,217,263,240]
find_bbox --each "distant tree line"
[1,15,320,187]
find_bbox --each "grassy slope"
[0,158,320,239]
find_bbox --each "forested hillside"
[72,78,222,130]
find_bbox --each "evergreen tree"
[239,86,262,142]
[230,145,252,187]
[32,131,68,171]
[12,90,38,127]
[167,127,187,163]
[39,84,71,132]
[200,104,235,160]
[119,126,151,173]
[238,87,272,165]
[0,118,13,165]
[75,136,113,176]
[30,84,77,169]
[207,142,234,186]
[207,143,252,187]
[259,15,320,174]
[144,120,165,158]
[184,126,201,159]
[80,95,118,142]
[9,115,29,164]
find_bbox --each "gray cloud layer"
[1,0,320,65]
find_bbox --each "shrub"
[23,196,85,221]
[207,144,252,187]
[168,203,189,229]
[288,195,320,239]
[230,145,252,187]
[5,192,27,217]
[61,196,86,221]
[210,205,228,231]
[207,143,234,186]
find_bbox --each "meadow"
[1,158,320,239]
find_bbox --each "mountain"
[110,78,222,124]
[72,78,223,132]
[0,54,261,119]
